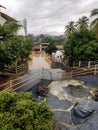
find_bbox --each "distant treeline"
[34,34,65,45]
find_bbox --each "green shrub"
[0,91,53,130]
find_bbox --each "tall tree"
[76,16,89,30]
[0,21,22,40]
[64,29,98,66]
[90,9,98,38]
[45,42,57,55]
[65,21,75,37]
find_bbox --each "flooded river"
[28,52,51,70]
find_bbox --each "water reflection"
[28,52,51,70]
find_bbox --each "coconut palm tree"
[0,21,22,40]
[65,21,75,37]
[90,9,98,38]
[76,16,89,30]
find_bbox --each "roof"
[0,12,16,21]
[0,5,6,9]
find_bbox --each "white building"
[52,50,64,62]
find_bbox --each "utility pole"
[23,18,27,37]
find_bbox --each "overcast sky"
[0,0,98,36]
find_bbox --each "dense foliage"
[34,34,65,45]
[64,14,98,66]
[0,36,32,71]
[0,91,53,130]
[0,21,22,40]
[45,42,57,55]
[90,8,98,39]
[0,21,33,72]
[64,28,98,66]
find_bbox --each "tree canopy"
[65,21,75,37]
[0,21,33,72]
[64,15,98,66]
[76,16,89,30]
[90,8,98,39]
[0,36,32,71]
[0,21,22,40]
[45,42,57,55]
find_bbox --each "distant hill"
[34,34,66,45]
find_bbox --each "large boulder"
[71,99,95,124]
[54,99,98,130]
[67,115,98,130]
[68,99,98,130]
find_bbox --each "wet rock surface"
[63,84,91,98]
[47,94,72,110]
[53,111,72,125]
[67,99,98,130]
[67,116,98,130]
[75,75,98,88]
[53,99,98,130]
[28,78,98,130]
[71,99,96,125]
[47,80,98,130]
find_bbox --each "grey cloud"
[1,0,98,35]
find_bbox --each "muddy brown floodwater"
[28,52,51,70]
[0,52,51,87]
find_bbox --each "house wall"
[41,43,49,51]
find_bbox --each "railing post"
[94,65,96,75]
[88,61,91,69]
[57,72,59,80]
[10,80,12,90]
[79,61,81,68]
[22,64,24,72]
[15,66,17,74]
[73,61,75,67]
[42,68,44,79]
[50,72,52,80]
[71,71,73,78]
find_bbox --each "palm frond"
[90,18,98,28]
[90,9,98,17]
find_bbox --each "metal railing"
[2,64,97,93]
[42,68,52,80]
[0,68,52,93]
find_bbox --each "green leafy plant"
[0,91,53,130]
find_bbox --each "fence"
[0,68,52,93]
[73,60,98,68]
[4,63,28,74]
[1,64,98,93]
[72,64,98,77]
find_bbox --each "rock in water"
[66,99,98,130]
[63,84,91,98]
[71,99,95,125]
